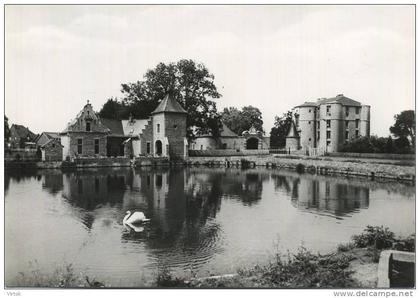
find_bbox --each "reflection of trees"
[4,169,40,194]
[271,172,370,219]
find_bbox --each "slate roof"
[195,122,239,138]
[220,123,238,137]
[151,94,187,114]
[10,124,37,140]
[100,118,125,136]
[295,94,362,108]
[40,138,63,148]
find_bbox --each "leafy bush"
[12,261,94,288]
[351,226,395,249]
[339,136,413,154]
[156,267,188,288]
[258,247,356,288]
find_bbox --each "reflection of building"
[42,171,64,195]
[60,94,188,160]
[287,94,370,152]
[272,173,370,218]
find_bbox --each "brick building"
[189,124,270,150]
[60,95,188,161]
[286,94,370,153]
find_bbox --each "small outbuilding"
[40,138,63,162]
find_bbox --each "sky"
[5,5,415,137]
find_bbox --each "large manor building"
[60,94,188,161]
[286,94,370,153]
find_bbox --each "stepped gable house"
[60,95,188,161]
[286,94,370,153]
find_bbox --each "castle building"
[286,94,370,153]
[189,124,270,151]
[60,94,188,160]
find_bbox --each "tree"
[390,110,415,146]
[98,98,128,119]
[4,115,10,145]
[221,106,264,135]
[269,111,294,149]
[112,59,222,140]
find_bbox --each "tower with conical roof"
[285,120,300,151]
[150,94,188,159]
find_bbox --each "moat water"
[5,167,415,286]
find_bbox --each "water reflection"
[5,166,415,285]
[272,172,370,219]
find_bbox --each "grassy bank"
[8,226,414,288]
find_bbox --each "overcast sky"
[5,5,415,137]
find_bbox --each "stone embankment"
[186,155,415,182]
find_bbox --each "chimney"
[337,94,343,97]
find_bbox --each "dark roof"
[318,94,361,106]
[220,123,238,137]
[44,132,60,139]
[295,102,318,108]
[295,94,362,108]
[100,118,125,136]
[10,124,37,140]
[151,94,187,115]
[40,138,63,148]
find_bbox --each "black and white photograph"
[3,2,416,295]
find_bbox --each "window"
[345,107,349,116]
[86,122,91,132]
[77,139,82,154]
[94,139,99,154]
[200,145,203,150]
[52,143,55,148]
[346,121,349,129]
[326,120,331,128]
[356,107,360,115]
[326,140,331,146]
[355,130,359,137]
[317,121,320,129]
[173,124,178,129]
[326,131,331,139]
[157,124,160,133]
[146,142,151,154]
[222,143,227,149]
[309,121,311,125]
[345,131,349,140]
[309,109,311,113]
[326,105,331,113]
[317,131,320,139]
[355,120,359,128]
[309,138,311,142]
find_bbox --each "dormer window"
[86,122,91,132]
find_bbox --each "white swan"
[123,211,150,225]
[123,222,144,233]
